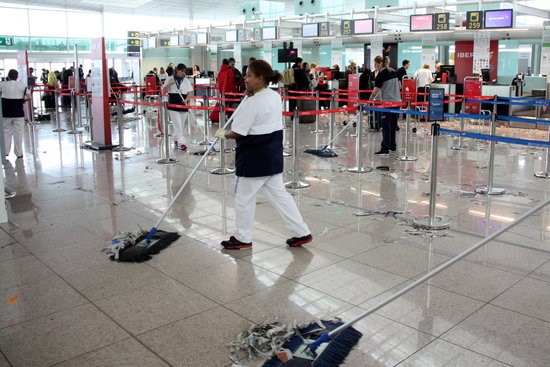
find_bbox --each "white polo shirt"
[231,88,283,136]
[0,80,29,118]
[413,68,433,87]
[163,76,193,95]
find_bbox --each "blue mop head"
[261,321,362,367]
[304,148,338,158]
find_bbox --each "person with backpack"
[370,56,402,155]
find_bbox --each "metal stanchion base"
[283,152,291,157]
[156,158,179,164]
[28,122,41,126]
[311,129,326,134]
[413,216,451,230]
[112,146,132,152]
[210,167,235,175]
[52,128,67,133]
[534,171,550,179]
[198,140,213,146]
[451,145,469,150]
[396,155,418,161]
[66,130,82,134]
[284,180,311,189]
[347,166,373,173]
[475,185,506,195]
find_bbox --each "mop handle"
[320,115,355,150]
[150,95,248,233]
[310,197,550,348]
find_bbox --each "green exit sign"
[0,37,14,46]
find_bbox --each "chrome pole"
[285,109,310,189]
[210,104,235,175]
[397,102,418,161]
[347,104,372,173]
[156,102,178,164]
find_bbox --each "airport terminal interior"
[0,0,550,366]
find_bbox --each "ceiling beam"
[514,3,550,19]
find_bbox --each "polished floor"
[0,104,549,367]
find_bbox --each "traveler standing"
[216,60,312,249]
[159,67,168,84]
[217,59,237,95]
[229,58,244,92]
[0,69,31,159]
[162,63,193,150]
[397,60,410,83]
[370,56,402,155]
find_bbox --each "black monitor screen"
[481,68,491,82]
[278,48,298,63]
[440,65,455,77]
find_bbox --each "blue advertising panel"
[428,88,445,121]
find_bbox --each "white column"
[422,34,437,70]
[331,38,343,68]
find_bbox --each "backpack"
[282,68,295,86]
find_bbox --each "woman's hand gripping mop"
[105,96,248,262]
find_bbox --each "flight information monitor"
[302,23,319,38]
[262,27,277,40]
[353,18,374,34]
[410,14,434,31]
[484,9,513,29]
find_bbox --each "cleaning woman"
[216,60,312,249]
[162,63,193,150]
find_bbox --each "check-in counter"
[482,84,515,116]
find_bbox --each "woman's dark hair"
[248,60,282,85]
[176,63,186,72]
[194,65,200,71]
[302,62,309,70]
[222,59,229,65]
[7,69,18,81]
[166,66,174,76]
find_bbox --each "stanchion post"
[397,101,418,161]
[113,100,131,151]
[451,103,468,150]
[413,123,451,229]
[197,95,211,145]
[347,104,373,173]
[66,90,81,134]
[311,90,325,133]
[284,109,310,189]
[156,102,178,164]
[76,93,83,127]
[328,95,335,149]
[534,124,550,178]
[52,90,66,133]
[475,95,505,195]
[210,104,235,175]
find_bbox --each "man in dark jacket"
[229,58,243,92]
[396,60,409,83]
[288,57,309,113]
[61,66,74,107]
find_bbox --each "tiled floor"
[0,105,549,367]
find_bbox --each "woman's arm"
[224,130,244,140]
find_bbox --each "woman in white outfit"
[217,60,312,249]
[0,69,31,159]
[162,63,193,150]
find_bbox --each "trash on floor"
[75,186,93,193]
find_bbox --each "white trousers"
[3,117,24,157]
[234,174,310,243]
[168,110,188,143]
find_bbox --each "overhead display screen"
[302,23,319,38]
[434,13,449,31]
[225,30,237,42]
[262,27,277,40]
[484,9,513,29]
[341,20,353,36]
[410,14,434,31]
[319,22,330,37]
[353,18,374,34]
[466,11,483,30]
